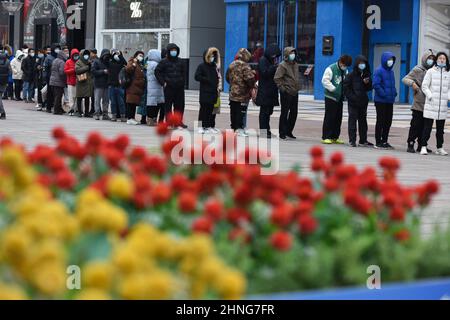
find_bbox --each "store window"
[284,1,296,48]
[266,2,279,48]
[297,0,316,94]
[248,2,265,58]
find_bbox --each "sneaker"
[350,142,357,147]
[0,113,6,120]
[236,129,249,137]
[435,148,449,156]
[127,119,139,125]
[102,114,110,121]
[359,141,374,147]
[287,134,297,140]
[420,147,428,155]
[120,116,127,123]
[84,113,93,118]
[74,112,82,118]
[68,110,74,116]
[94,114,100,121]
[147,118,157,127]
[407,143,416,153]
[418,146,433,153]
[375,143,385,149]
[210,128,221,134]
[279,135,287,140]
[334,139,345,145]
[383,143,395,150]
[322,139,333,145]
[198,128,206,135]
[110,115,117,122]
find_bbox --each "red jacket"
[64,49,79,86]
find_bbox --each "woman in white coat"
[421,52,450,156]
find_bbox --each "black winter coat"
[21,55,36,82]
[255,45,281,107]
[155,43,185,90]
[344,55,373,107]
[195,53,219,105]
[92,49,111,89]
[107,53,127,87]
[35,56,46,83]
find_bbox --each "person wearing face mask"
[402,50,435,153]
[195,47,222,134]
[373,51,398,149]
[321,55,353,144]
[343,55,373,148]
[0,46,12,119]
[64,48,80,115]
[255,45,281,139]
[2,45,14,101]
[34,49,47,111]
[420,52,450,156]
[10,49,25,101]
[155,43,188,128]
[107,49,127,122]
[21,48,36,103]
[124,51,146,125]
[75,49,93,117]
[43,44,61,112]
[91,49,111,121]
[49,47,68,115]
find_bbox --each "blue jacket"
[373,51,397,104]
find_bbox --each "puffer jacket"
[373,51,397,104]
[146,49,165,106]
[422,65,450,120]
[49,51,67,88]
[195,47,221,105]
[225,48,256,103]
[402,50,435,112]
[91,49,110,89]
[64,49,79,86]
[11,50,25,80]
[343,55,373,107]
[21,53,36,83]
[125,57,145,105]
[107,49,127,87]
[274,47,301,97]
[155,43,185,89]
[75,49,93,97]
[255,45,281,106]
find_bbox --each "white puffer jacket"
[422,66,450,120]
[10,50,25,80]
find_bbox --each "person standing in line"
[91,49,111,121]
[10,49,25,101]
[420,52,450,156]
[75,49,93,117]
[137,55,148,125]
[274,47,301,140]
[34,49,47,111]
[0,47,12,119]
[48,48,67,115]
[373,51,397,149]
[343,55,374,147]
[107,49,127,122]
[195,47,222,134]
[2,45,14,100]
[62,46,71,110]
[146,49,165,126]
[321,55,353,144]
[21,48,36,103]
[89,49,98,115]
[255,45,281,139]
[125,51,146,125]
[43,44,60,112]
[64,48,79,116]
[155,43,188,129]
[225,48,256,137]
[402,49,435,153]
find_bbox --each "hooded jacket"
[107,49,127,87]
[75,49,93,97]
[49,51,67,88]
[373,51,398,104]
[64,49,79,86]
[125,55,146,105]
[21,51,36,83]
[155,43,185,90]
[91,49,111,89]
[11,50,25,80]
[256,45,281,106]
[422,64,450,121]
[274,47,301,97]
[0,52,11,86]
[195,47,221,105]
[343,55,372,107]
[146,49,165,106]
[402,50,435,112]
[225,48,256,103]
[43,45,58,82]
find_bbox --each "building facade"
[224,0,450,103]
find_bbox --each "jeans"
[23,81,35,101]
[94,88,109,115]
[375,102,394,145]
[109,86,125,117]
[322,98,343,140]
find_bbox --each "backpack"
[118,66,132,89]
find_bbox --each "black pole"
[9,14,14,46]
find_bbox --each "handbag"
[77,73,88,83]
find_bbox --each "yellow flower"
[75,289,111,300]
[213,269,246,300]
[76,188,103,210]
[27,239,66,270]
[106,173,134,200]
[1,225,32,265]
[30,262,66,296]
[0,283,28,300]
[76,199,128,234]
[197,257,224,283]
[113,245,148,275]
[119,271,174,300]
[183,234,214,260]
[83,261,115,290]
[190,280,207,299]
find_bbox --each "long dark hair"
[435,52,450,72]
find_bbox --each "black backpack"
[118,66,132,89]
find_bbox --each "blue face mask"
[426,59,434,67]
[358,63,366,71]
[170,50,177,58]
[437,62,447,68]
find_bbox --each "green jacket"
[322,62,348,102]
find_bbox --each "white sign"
[130,2,143,18]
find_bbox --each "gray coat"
[146,49,165,106]
[49,51,67,88]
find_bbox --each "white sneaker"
[126,119,139,125]
[420,147,428,155]
[198,128,205,135]
[435,148,448,156]
[210,128,221,134]
[236,129,249,137]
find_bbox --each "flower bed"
[1,116,449,299]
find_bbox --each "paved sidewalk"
[1,93,449,234]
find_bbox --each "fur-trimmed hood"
[203,47,221,69]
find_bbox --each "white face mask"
[209,56,215,64]
[288,53,296,61]
[137,55,144,62]
[55,49,61,54]
[114,55,120,62]
[83,55,89,61]
[387,60,394,68]
[30,53,35,57]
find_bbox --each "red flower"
[394,229,410,242]
[204,199,224,221]
[86,131,104,153]
[55,170,76,190]
[0,137,13,147]
[270,231,293,251]
[52,127,67,140]
[335,165,357,181]
[324,176,339,192]
[134,174,152,192]
[171,174,190,193]
[270,203,294,228]
[425,180,439,195]
[129,146,147,160]
[151,182,172,205]
[133,192,148,210]
[156,122,170,136]
[226,207,252,225]
[379,157,400,171]
[192,217,214,234]
[234,184,253,206]
[167,111,183,127]
[37,174,52,187]
[296,184,313,201]
[178,192,197,213]
[311,158,326,172]
[382,191,398,208]
[310,146,324,159]
[229,228,251,243]
[330,152,344,166]
[101,148,123,169]
[161,138,182,157]
[143,156,167,176]
[390,206,405,221]
[114,135,130,151]
[48,156,66,172]
[268,190,286,207]
[298,214,318,235]
[294,201,314,217]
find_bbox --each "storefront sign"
[130,2,142,18]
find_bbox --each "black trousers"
[348,103,368,144]
[148,103,166,123]
[126,103,137,120]
[279,92,298,136]
[259,104,275,134]
[422,118,445,149]
[13,79,22,100]
[408,110,425,145]
[230,100,247,131]
[37,81,44,105]
[53,86,65,113]
[199,102,215,129]
[77,97,90,114]
[164,87,185,121]
[3,82,13,98]
[322,98,343,140]
[375,102,394,144]
[46,84,54,111]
